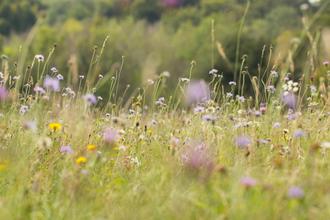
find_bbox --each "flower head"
[87,145,96,150]
[287,186,304,199]
[229,81,236,86]
[103,129,117,143]
[34,87,45,95]
[51,67,58,73]
[23,120,37,131]
[310,85,317,93]
[43,76,60,92]
[82,94,97,106]
[0,86,8,101]
[76,157,86,163]
[240,176,257,188]
[293,129,307,138]
[61,146,73,154]
[323,61,329,67]
[185,81,209,105]
[35,55,44,62]
[49,123,61,131]
[235,136,252,148]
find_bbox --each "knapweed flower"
[87,145,96,150]
[76,157,86,163]
[82,94,97,106]
[323,61,329,67]
[181,78,189,83]
[293,129,307,138]
[235,136,252,148]
[34,87,45,95]
[61,146,73,154]
[186,81,209,105]
[240,176,257,188]
[229,81,236,86]
[49,123,61,131]
[35,55,44,62]
[287,186,304,199]
[310,85,317,93]
[43,76,60,92]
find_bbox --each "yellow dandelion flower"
[49,123,61,131]
[148,130,153,133]
[0,164,7,170]
[76,157,86,163]
[114,147,118,150]
[87,145,96,150]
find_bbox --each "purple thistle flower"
[34,87,45,95]
[235,136,252,148]
[287,186,304,199]
[240,176,257,187]
[293,129,307,138]
[323,61,329,67]
[43,76,60,92]
[103,129,117,143]
[310,85,317,93]
[82,94,97,106]
[60,146,74,154]
[229,81,236,86]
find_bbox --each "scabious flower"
[293,129,307,138]
[103,129,117,143]
[202,115,214,122]
[51,67,58,73]
[186,81,209,105]
[147,79,154,84]
[226,92,233,98]
[281,93,297,109]
[49,123,61,131]
[209,69,218,74]
[0,86,8,101]
[57,74,64,80]
[235,136,252,148]
[106,113,111,118]
[82,94,97,106]
[34,87,45,95]
[79,75,85,79]
[181,78,189,83]
[129,109,136,115]
[35,55,44,62]
[267,86,276,94]
[194,106,205,114]
[229,81,236,86]
[310,85,317,93]
[273,122,281,128]
[43,76,60,92]
[98,74,103,79]
[287,186,304,199]
[270,71,278,77]
[240,176,257,188]
[61,146,73,154]
[237,96,245,103]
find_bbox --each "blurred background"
[0,0,329,102]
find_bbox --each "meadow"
[1,1,330,220]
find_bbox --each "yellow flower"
[148,130,153,133]
[87,145,96,150]
[49,123,61,131]
[0,164,7,170]
[76,157,86,163]
[114,147,118,150]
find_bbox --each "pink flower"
[82,94,97,106]
[323,61,329,67]
[103,129,117,143]
[240,176,257,187]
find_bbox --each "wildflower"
[209,69,218,74]
[0,86,8,101]
[13,76,20,80]
[106,113,111,118]
[287,113,299,121]
[272,122,281,128]
[270,71,278,77]
[226,92,233,98]
[287,186,304,199]
[240,176,257,188]
[181,78,189,83]
[147,79,154,84]
[0,113,4,117]
[61,146,74,154]
[186,81,209,105]
[49,123,61,131]
[281,93,297,109]
[34,87,45,95]
[51,67,58,73]
[129,109,136,115]
[19,106,29,115]
[79,75,84,79]
[76,157,86,163]
[237,96,245,103]
[266,86,276,94]
[290,37,300,44]
[151,119,157,125]
[235,136,252,148]
[65,104,71,109]
[323,61,329,67]
[43,76,60,92]
[97,96,103,100]
[87,145,96,150]
[148,130,153,133]
[300,3,309,11]
[321,142,330,148]
[229,81,236,86]
[193,106,205,114]
[82,94,97,106]
[98,74,103,79]
[169,137,179,145]
[103,129,117,143]
[183,143,213,171]
[293,129,307,138]
[23,120,37,131]
[35,55,44,62]
[57,74,64,80]
[162,71,171,77]
[37,137,52,149]
[130,157,141,166]
[202,115,215,122]
[310,85,317,93]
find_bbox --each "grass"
[1,7,330,220]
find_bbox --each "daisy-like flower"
[34,87,45,95]
[51,67,58,73]
[229,81,236,86]
[43,76,60,92]
[87,145,96,150]
[57,74,64,80]
[49,123,61,131]
[35,55,44,62]
[79,75,85,79]
[82,94,97,106]
[181,78,189,83]
[76,157,86,163]
[209,69,218,74]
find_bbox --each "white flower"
[321,142,330,148]
[293,87,298,92]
